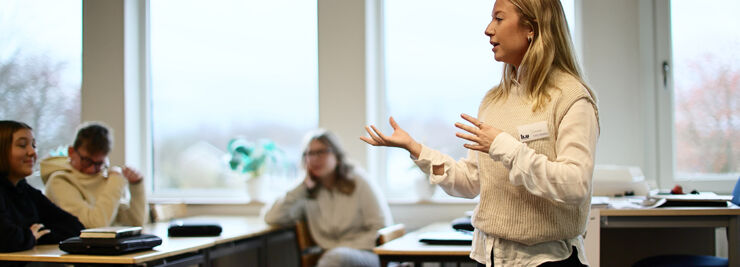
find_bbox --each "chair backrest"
[293,221,407,267]
[149,203,187,223]
[295,220,321,267]
[376,224,406,245]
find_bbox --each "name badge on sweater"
[517,121,549,142]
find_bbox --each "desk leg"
[729,215,739,267]
[586,208,600,267]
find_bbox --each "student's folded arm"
[0,198,36,252]
[413,145,480,199]
[30,187,83,244]
[358,177,387,232]
[356,186,385,248]
[45,173,125,228]
[263,182,308,226]
[490,100,598,205]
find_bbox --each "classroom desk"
[374,222,474,267]
[0,216,295,267]
[597,206,740,267]
[376,205,740,267]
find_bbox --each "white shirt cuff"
[489,132,521,167]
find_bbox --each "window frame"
[653,0,738,193]
[139,0,374,202]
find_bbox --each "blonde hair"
[482,0,597,112]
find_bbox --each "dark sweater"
[0,175,84,252]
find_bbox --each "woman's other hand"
[361,117,422,158]
[455,113,502,153]
[30,223,50,240]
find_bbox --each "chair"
[149,202,188,222]
[376,223,406,246]
[632,254,728,267]
[296,220,322,267]
[295,221,406,267]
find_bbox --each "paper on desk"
[605,197,666,209]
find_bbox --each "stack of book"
[60,226,162,255]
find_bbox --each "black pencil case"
[168,221,222,237]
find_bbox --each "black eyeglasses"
[74,148,108,169]
[303,148,332,158]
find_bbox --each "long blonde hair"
[483,0,597,112]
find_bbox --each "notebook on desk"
[59,234,162,255]
[418,231,473,245]
[651,193,732,207]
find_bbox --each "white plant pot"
[247,177,265,203]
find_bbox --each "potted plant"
[227,137,284,202]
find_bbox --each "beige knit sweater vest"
[473,71,597,246]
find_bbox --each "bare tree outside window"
[0,0,82,186]
[675,57,739,177]
[671,0,740,180]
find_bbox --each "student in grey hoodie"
[40,122,147,228]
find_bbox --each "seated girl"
[0,120,84,252]
[264,129,392,267]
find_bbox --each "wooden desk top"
[374,222,470,256]
[0,216,279,264]
[600,206,740,216]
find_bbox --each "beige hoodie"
[40,156,147,228]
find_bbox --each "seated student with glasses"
[0,120,84,252]
[40,122,147,228]
[264,129,392,267]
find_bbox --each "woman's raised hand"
[361,117,422,158]
[455,113,502,153]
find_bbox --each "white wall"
[82,0,126,165]
[318,0,371,168]
[82,0,149,175]
[580,0,657,182]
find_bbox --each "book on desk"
[418,231,473,245]
[650,192,733,207]
[80,226,142,239]
[62,226,163,255]
[593,192,734,209]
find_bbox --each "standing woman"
[362,0,599,266]
[0,120,84,252]
[264,129,392,267]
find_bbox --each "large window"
[0,0,81,188]
[382,0,576,200]
[150,0,318,200]
[657,0,739,189]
